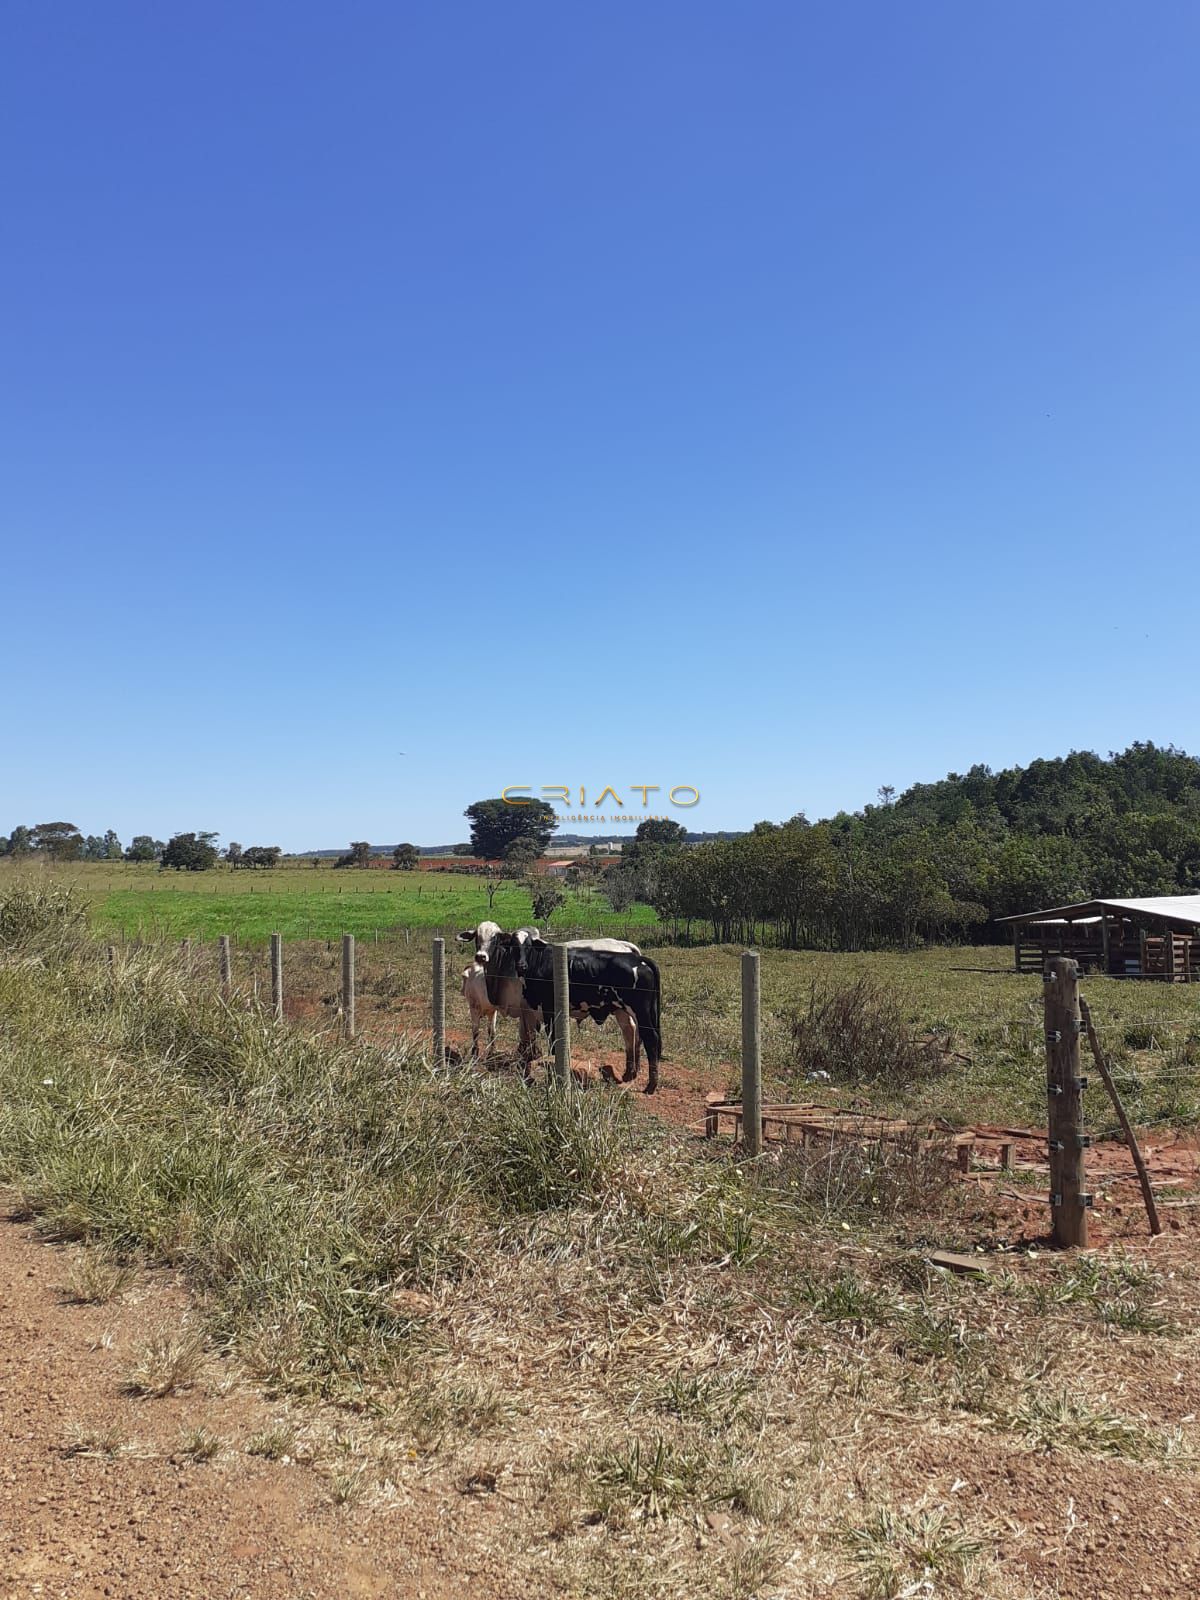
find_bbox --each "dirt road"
[0,1209,523,1600]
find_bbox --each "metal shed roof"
[997,895,1200,928]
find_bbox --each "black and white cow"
[485,932,663,1093]
[455,923,544,1057]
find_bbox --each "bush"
[786,977,950,1087]
[0,885,87,955]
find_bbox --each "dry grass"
[57,1249,137,1305]
[246,1423,299,1461]
[59,1422,129,1458]
[124,1326,207,1397]
[177,1425,222,1462]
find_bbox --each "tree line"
[603,744,1200,948]
[0,825,282,871]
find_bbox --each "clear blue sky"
[3,3,1198,850]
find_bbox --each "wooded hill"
[630,743,1200,949]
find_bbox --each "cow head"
[456,921,503,960]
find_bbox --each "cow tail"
[644,955,662,1060]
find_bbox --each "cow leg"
[614,1006,640,1082]
[486,1009,498,1056]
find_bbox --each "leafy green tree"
[241,845,282,869]
[225,841,244,867]
[103,829,123,859]
[335,841,372,869]
[6,825,33,856]
[83,834,107,860]
[160,832,220,871]
[392,843,420,871]
[124,835,163,863]
[31,822,84,860]
[465,798,557,860]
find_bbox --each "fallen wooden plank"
[928,1250,989,1277]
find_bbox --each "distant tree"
[529,877,566,921]
[335,841,372,869]
[503,837,542,876]
[225,842,244,868]
[392,842,420,871]
[465,798,557,860]
[629,817,687,850]
[102,829,123,859]
[603,868,637,914]
[7,825,33,856]
[877,785,896,808]
[124,835,163,863]
[160,831,220,871]
[241,845,282,869]
[0,835,8,855]
[83,834,107,860]
[451,842,474,856]
[31,822,84,861]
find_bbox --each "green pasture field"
[0,859,657,943]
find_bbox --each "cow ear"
[455,928,476,943]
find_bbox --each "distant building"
[997,896,1200,981]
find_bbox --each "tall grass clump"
[0,890,663,1393]
[0,884,88,957]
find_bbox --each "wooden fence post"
[552,943,571,1085]
[432,936,445,1067]
[1045,956,1088,1247]
[342,934,356,1041]
[741,950,763,1157]
[218,935,232,997]
[270,932,284,1022]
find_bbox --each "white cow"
[461,958,498,1058]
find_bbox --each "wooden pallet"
[702,1098,1020,1172]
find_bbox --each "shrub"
[786,977,951,1087]
[0,884,87,955]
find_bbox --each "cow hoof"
[621,1066,638,1084]
[644,1081,658,1095]
[600,1064,619,1084]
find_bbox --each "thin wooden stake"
[342,933,356,1042]
[741,950,763,1157]
[1080,997,1161,1237]
[270,932,283,1022]
[552,943,571,1085]
[218,935,232,997]
[432,936,445,1068]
